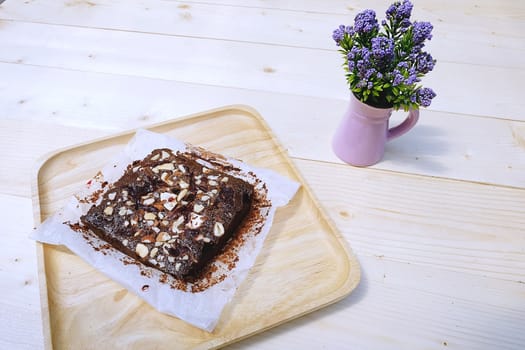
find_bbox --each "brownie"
[80,148,253,279]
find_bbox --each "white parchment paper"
[31,129,300,331]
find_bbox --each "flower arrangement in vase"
[331,0,436,166]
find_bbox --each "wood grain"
[2,63,524,196]
[1,0,523,69]
[0,20,523,119]
[293,159,525,282]
[32,106,359,349]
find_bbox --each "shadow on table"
[383,124,449,173]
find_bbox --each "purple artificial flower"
[417,87,436,107]
[405,67,418,84]
[392,70,404,86]
[412,21,433,44]
[386,0,413,27]
[396,61,409,70]
[365,68,376,79]
[332,24,346,45]
[354,9,379,34]
[371,37,394,61]
[415,52,435,74]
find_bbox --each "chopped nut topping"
[168,256,175,263]
[163,201,177,211]
[177,189,188,202]
[203,237,211,243]
[160,150,170,160]
[156,232,171,242]
[103,206,114,215]
[122,239,129,246]
[193,203,205,213]
[107,192,117,200]
[150,247,158,258]
[213,222,225,237]
[182,254,189,260]
[143,197,155,206]
[160,172,173,185]
[153,163,175,173]
[187,213,204,229]
[141,234,155,243]
[175,262,182,271]
[160,192,177,202]
[221,177,229,183]
[208,180,218,186]
[118,207,127,216]
[178,164,186,173]
[179,180,189,189]
[171,216,184,233]
[135,243,149,258]
[144,212,156,221]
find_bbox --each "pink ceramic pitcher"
[332,93,419,166]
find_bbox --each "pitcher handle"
[387,109,419,141]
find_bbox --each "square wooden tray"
[32,105,360,349]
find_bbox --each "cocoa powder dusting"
[69,147,274,294]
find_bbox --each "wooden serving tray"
[32,106,360,349]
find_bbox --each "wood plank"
[0,0,523,69]
[0,194,45,350]
[169,0,525,18]
[0,21,523,120]
[233,255,525,349]
[294,158,525,282]
[1,63,524,200]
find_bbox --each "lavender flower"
[416,87,436,107]
[333,0,436,110]
[405,67,418,84]
[353,9,379,34]
[412,21,433,44]
[392,70,404,86]
[371,37,394,62]
[332,24,346,45]
[415,52,435,74]
[386,0,413,27]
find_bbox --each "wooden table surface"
[1,0,524,349]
